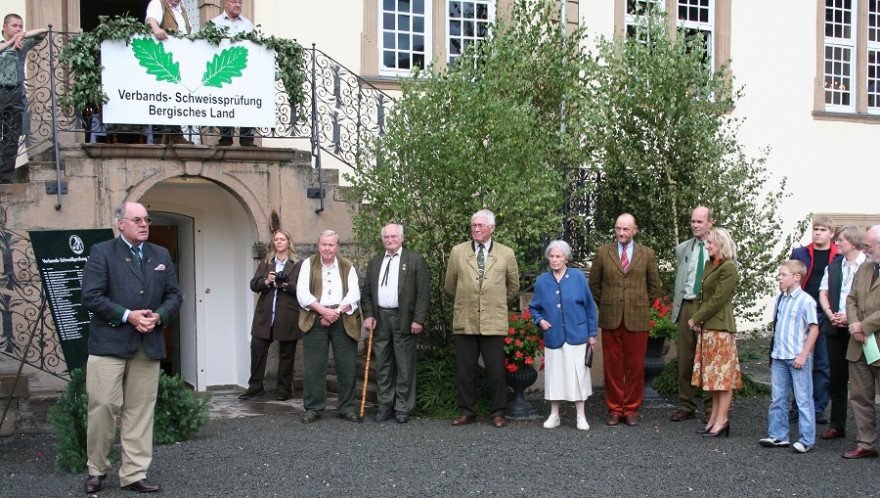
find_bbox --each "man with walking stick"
[361,223,430,423]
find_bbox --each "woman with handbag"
[529,240,599,431]
[688,227,742,437]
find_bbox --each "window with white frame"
[625,0,664,42]
[447,0,494,65]
[380,0,432,75]
[677,0,714,69]
[824,0,856,111]
[868,0,880,111]
[625,0,714,67]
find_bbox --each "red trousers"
[602,321,648,416]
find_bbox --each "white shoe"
[577,417,590,431]
[543,414,561,429]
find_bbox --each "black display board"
[29,229,114,372]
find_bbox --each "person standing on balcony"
[210,0,256,147]
[145,0,193,145]
[0,14,46,184]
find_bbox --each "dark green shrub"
[414,346,491,418]
[47,368,97,473]
[653,357,770,400]
[48,368,212,473]
[153,373,212,444]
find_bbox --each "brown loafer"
[121,478,161,493]
[821,428,845,439]
[669,409,695,422]
[492,416,507,428]
[451,414,476,426]
[84,474,107,493]
[606,413,621,426]
[843,446,878,459]
[624,414,639,426]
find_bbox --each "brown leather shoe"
[843,446,878,459]
[624,414,639,426]
[492,416,507,428]
[821,428,845,440]
[451,414,476,426]
[606,413,621,426]
[669,409,695,422]
[84,474,106,493]
[121,478,161,492]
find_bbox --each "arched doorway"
[140,177,257,391]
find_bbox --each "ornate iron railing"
[11,31,394,173]
[0,227,68,380]
[3,31,395,376]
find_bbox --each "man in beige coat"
[445,209,519,428]
[842,225,880,459]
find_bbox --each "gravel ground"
[2,391,878,498]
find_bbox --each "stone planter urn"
[643,336,667,401]
[505,364,539,418]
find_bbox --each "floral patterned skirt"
[691,330,742,391]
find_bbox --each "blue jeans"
[769,358,815,447]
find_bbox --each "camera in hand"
[274,270,289,284]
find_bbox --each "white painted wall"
[255,0,365,72]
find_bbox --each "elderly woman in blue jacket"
[529,240,599,431]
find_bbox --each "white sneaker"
[577,417,590,431]
[758,437,790,448]
[543,413,561,429]
[792,441,814,453]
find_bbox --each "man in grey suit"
[361,223,430,423]
[81,202,182,493]
[669,206,714,423]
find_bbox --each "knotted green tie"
[693,242,705,294]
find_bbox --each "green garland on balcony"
[58,15,306,113]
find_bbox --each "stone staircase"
[0,358,64,436]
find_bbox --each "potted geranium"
[645,296,676,399]
[504,310,543,373]
[648,296,678,340]
[504,310,543,418]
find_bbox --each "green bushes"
[47,368,212,473]
[414,346,491,418]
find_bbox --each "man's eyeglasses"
[120,216,153,225]
[861,241,880,251]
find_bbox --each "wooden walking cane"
[358,324,375,422]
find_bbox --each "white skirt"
[544,342,592,401]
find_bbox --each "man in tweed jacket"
[589,213,660,427]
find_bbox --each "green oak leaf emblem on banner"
[130,38,249,91]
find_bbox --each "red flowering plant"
[504,310,544,373]
[648,296,678,340]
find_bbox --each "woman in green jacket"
[688,228,742,437]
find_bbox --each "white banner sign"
[101,37,276,127]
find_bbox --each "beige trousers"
[86,344,160,486]
[848,355,880,451]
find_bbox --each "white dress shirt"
[377,248,402,308]
[296,257,359,314]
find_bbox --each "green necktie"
[693,242,705,294]
[131,245,142,267]
[477,244,485,275]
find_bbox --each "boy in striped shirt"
[760,260,820,453]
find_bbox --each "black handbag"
[585,343,594,368]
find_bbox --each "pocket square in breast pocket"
[154,264,166,271]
